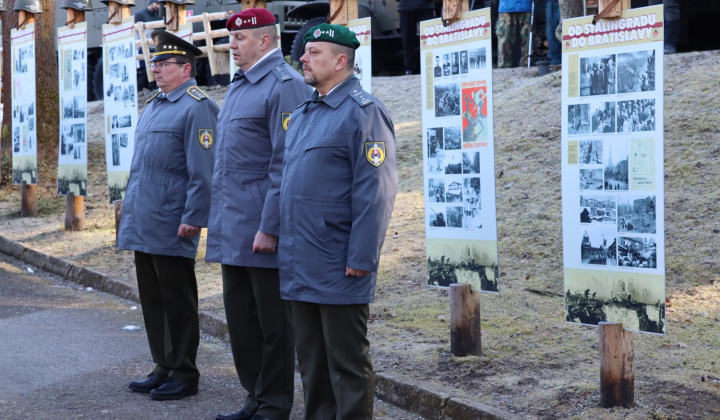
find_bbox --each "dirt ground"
[1,50,719,419]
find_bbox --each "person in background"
[279,23,398,420]
[545,0,561,69]
[134,0,161,90]
[119,30,218,401]
[647,0,679,54]
[206,8,311,420]
[496,0,532,68]
[398,0,435,75]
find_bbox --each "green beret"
[303,23,360,50]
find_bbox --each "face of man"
[148,2,159,12]
[152,58,190,93]
[435,57,440,66]
[300,41,342,92]
[229,29,264,71]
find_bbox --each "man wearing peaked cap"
[206,8,311,420]
[118,29,219,401]
[279,23,398,420]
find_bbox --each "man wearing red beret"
[206,8,311,420]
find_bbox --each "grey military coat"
[278,76,398,305]
[206,49,311,268]
[117,78,219,259]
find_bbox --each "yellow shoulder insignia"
[145,90,161,104]
[187,86,208,101]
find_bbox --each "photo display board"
[57,22,89,196]
[420,8,499,292]
[349,17,371,93]
[102,16,138,202]
[561,5,665,334]
[11,23,38,186]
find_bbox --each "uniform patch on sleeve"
[365,142,386,167]
[199,129,214,149]
[281,112,292,131]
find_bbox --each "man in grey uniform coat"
[279,23,398,420]
[206,9,311,420]
[118,30,218,401]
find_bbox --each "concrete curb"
[0,234,520,420]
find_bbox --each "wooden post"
[449,283,482,357]
[20,181,38,217]
[597,0,630,19]
[64,192,86,231]
[114,200,124,242]
[328,0,357,26]
[442,0,469,27]
[107,0,131,25]
[17,10,35,29]
[240,0,267,10]
[164,2,187,32]
[201,12,219,76]
[135,21,156,83]
[599,322,634,408]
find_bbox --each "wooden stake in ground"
[162,0,186,32]
[240,0,267,10]
[328,0,357,25]
[16,10,37,217]
[62,4,87,230]
[449,283,482,357]
[442,0,469,26]
[598,322,634,408]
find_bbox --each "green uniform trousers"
[134,251,200,386]
[495,12,531,68]
[292,301,373,420]
[222,265,294,420]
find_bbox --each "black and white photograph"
[57,167,88,196]
[62,101,74,119]
[433,55,443,77]
[14,45,33,73]
[592,102,616,133]
[442,53,450,76]
[113,85,123,101]
[580,228,617,266]
[462,151,480,174]
[427,127,443,157]
[459,50,468,74]
[72,67,85,91]
[617,99,656,132]
[13,127,20,153]
[603,139,628,190]
[565,272,665,333]
[469,47,487,70]
[111,134,121,166]
[427,149,445,175]
[434,83,461,118]
[126,41,134,58]
[119,132,128,148]
[427,237,498,291]
[567,104,590,135]
[580,194,616,225]
[579,168,603,190]
[73,123,86,144]
[428,206,447,227]
[617,49,655,93]
[444,126,461,150]
[116,113,132,128]
[110,63,120,79]
[12,158,38,186]
[444,151,462,174]
[73,95,86,118]
[579,54,616,96]
[578,139,602,165]
[618,195,656,234]
[28,118,35,132]
[73,145,84,160]
[446,180,463,203]
[463,177,482,229]
[60,123,75,155]
[446,206,463,228]
[618,237,657,268]
[428,178,445,203]
[451,52,459,75]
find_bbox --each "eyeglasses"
[150,61,184,70]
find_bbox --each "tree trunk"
[557,0,584,40]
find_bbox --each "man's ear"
[336,53,348,72]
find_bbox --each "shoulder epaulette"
[187,86,208,101]
[271,65,294,83]
[145,90,161,104]
[350,88,374,107]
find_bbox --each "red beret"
[226,8,276,31]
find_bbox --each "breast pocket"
[226,110,269,164]
[144,125,185,172]
[300,136,352,199]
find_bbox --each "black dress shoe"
[128,373,167,393]
[149,377,198,401]
[216,409,255,420]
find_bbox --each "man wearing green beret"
[278,23,398,420]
